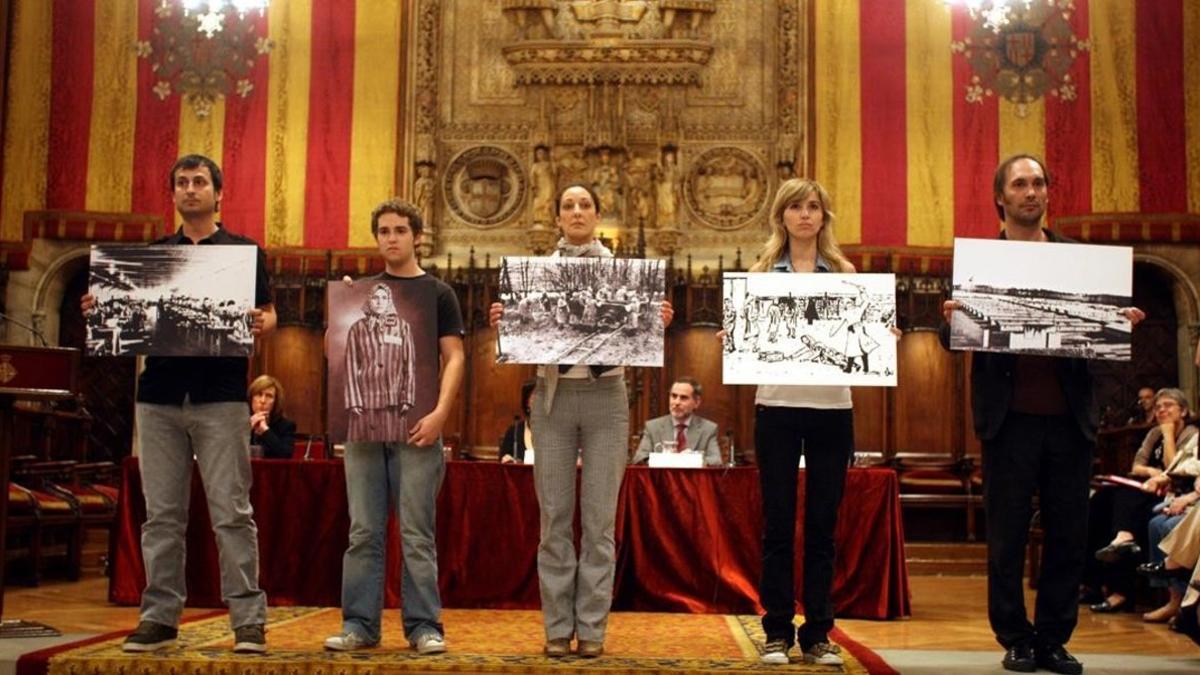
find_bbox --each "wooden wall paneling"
[669,326,738,461]
[892,331,957,457]
[851,386,888,454]
[253,327,325,436]
[962,352,981,459]
[467,325,534,457]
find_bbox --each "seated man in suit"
[631,377,722,466]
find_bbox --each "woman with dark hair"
[248,374,297,459]
[489,183,672,658]
[500,380,536,464]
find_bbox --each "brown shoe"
[577,639,604,658]
[544,638,571,657]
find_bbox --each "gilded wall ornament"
[443,146,527,228]
[685,147,768,231]
[137,1,272,118]
[950,0,1088,118]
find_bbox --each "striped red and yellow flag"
[814,0,1200,247]
[2,1,1196,250]
[1,0,407,247]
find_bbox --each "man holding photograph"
[84,154,276,654]
[941,154,1144,675]
[324,199,465,655]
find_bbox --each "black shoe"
[122,620,178,653]
[1036,644,1083,675]
[1088,597,1130,613]
[1001,643,1036,672]
[1095,540,1140,564]
[1137,561,1193,582]
[1077,587,1104,605]
[1176,604,1200,647]
[233,623,267,654]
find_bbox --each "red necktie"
[675,423,687,452]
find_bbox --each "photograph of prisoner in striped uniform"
[326,278,448,444]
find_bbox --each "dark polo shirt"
[136,223,272,405]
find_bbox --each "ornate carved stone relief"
[414,0,809,263]
[684,147,769,230]
[443,146,528,228]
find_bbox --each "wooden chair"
[7,460,84,584]
[894,453,983,541]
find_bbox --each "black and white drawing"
[949,238,1132,361]
[722,273,898,386]
[87,245,256,357]
[326,280,441,444]
[496,256,666,367]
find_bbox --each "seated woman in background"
[1144,501,1200,644]
[500,380,536,464]
[249,374,297,459]
[1086,388,1198,613]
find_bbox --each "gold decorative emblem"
[685,147,767,231]
[950,0,1088,117]
[0,355,17,384]
[137,2,273,118]
[444,147,527,228]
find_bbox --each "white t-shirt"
[755,384,852,409]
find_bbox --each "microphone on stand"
[726,430,736,467]
[512,415,521,462]
[0,311,50,347]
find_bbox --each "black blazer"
[939,228,1097,442]
[253,416,298,459]
[499,419,530,462]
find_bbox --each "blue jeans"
[340,440,445,644]
[1148,510,1187,593]
[136,400,266,629]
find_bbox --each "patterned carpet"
[19,607,897,674]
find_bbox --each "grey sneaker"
[802,641,844,666]
[122,621,178,652]
[233,624,267,653]
[324,632,377,651]
[760,638,790,665]
[413,631,447,654]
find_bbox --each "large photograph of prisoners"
[86,245,257,357]
[722,272,898,386]
[326,280,441,445]
[949,238,1133,361]
[496,256,666,367]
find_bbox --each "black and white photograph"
[86,245,257,357]
[496,256,666,367]
[949,238,1133,361]
[326,280,441,444]
[722,272,898,386]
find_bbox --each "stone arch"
[30,245,90,345]
[1133,253,1199,402]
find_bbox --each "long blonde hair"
[748,178,854,273]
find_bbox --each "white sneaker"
[324,632,376,651]
[802,641,844,666]
[760,639,790,665]
[413,632,447,654]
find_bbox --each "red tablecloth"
[110,459,910,619]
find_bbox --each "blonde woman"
[745,178,863,667]
[247,375,296,459]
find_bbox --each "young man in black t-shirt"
[324,199,465,654]
[84,155,276,654]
